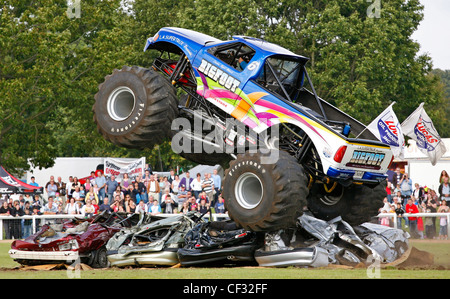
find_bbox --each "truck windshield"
[255,56,305,102]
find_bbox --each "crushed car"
[106,212,201,267]
[177,220,264,267]
[254,213,410,267]
[9,211,140,268]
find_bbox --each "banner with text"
[104,157,146,180]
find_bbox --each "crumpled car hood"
[255,213,410,267]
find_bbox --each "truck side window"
[209,42,255,72]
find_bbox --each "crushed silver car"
[255,212,410,267]
[106,212,201,267]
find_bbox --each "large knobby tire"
[223,150,309,232]
[307,180,386,226]
[93,66,178,150]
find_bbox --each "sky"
[410,0,450,70]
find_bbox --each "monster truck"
[93,27,393,231]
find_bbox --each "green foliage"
[0,0,447,174]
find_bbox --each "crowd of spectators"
[378,168,450,240]
[2,164,449,241]
[0,165,225,239]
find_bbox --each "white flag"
[401,103,447,166]
[366,102,405,159]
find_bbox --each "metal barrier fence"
[377,212,450,237]
[0,213,230,240]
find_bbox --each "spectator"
[31,205,42,231]
[86,171,96,192]
[106,175,119,201]
[437,200,449,239]
[79,185,86,202]
[214,195,226,214]
[198,198,210,215]
[72,186,82,203]
[190,173,203,199]
[197,191,209,204]
[56,176,66,200]
[110,195,124,212]
[188,195,198,212]
[146,174,160,203]
[45,176,58,199]
[81,199,95,218]
[386,179,393,204]
[54,192,64,209]
[113,185,124,202]
[10,200,24,239]
[149,199,161,215]
[66,176,74,199]
[176,185,188,205]
[65,197,79,215]
[135,176,148,203]
[92,198,99,214]
[71,177,81,196]
[42,197,58,215]
[424,194,438,239]
[31,194,42,210]
[95,171,107,205]
[160,194,178,214]
[168,169,176,184]
[405,198,419,238]
[212,169,221,204]
[121,173,131,191]
[135,200,148,214]
[201,173,214,204]
[180,200,191,214]
[126,199,136,214]
[400,173,412,201]
[438,176,450,205]
[99,197,113,213]
[0,201,12,239]
[439,170,449,184]
[85,187,99,206]
[394,202,405,229]
[22,201,33,238]
[412,183,424,204]
[29,176,39,187]
[180,171,193,192]
[171,175,181,195]
[391,167,404,189]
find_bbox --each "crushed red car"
[9,211,140,268]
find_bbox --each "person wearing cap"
[177,184,188,205]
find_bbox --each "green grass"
[0,240,449,279]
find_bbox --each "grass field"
[0,240,449,279]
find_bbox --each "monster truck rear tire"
[93,66,178,149]
[307,180,386,226]
[223,150,309,232]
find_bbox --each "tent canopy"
[0,166,43,194]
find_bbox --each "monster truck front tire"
[223,150,309,232]
[93,66,178,149]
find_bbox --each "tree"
[256,0,446,129]
[0,0,71,173]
